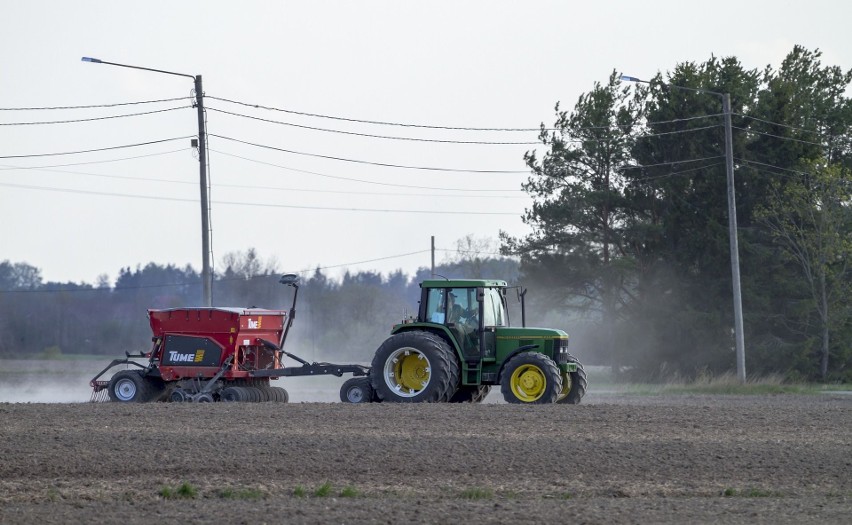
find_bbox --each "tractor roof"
[420,279,508,289]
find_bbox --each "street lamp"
[82,57,212,307]
[620,75,746,382]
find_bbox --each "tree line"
[0,247,520,366]
[503,46,851,382]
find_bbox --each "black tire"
[556,356,588,405]
[244,387,263,402]
[370,331,457,403]
[169,388,189,403]
[256,387,273,402]
[500,352,562,404]
[278,387,290,403]
[268,386,288,403]
[107,370,153,403]
[449,385,491,403]
[340,377,374,403]
[220,386,244,402]
[195,392,214,403]
[441,345,461,402]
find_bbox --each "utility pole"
[82,57,212,306]
[621,75,746,382]
[194,75,212,306]
[431,236,435,278]
[723,93,746,382]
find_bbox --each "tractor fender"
[496,344,541,381]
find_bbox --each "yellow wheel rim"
[510,364,547,402]
[384,347,431,397]
[557,370,572,401]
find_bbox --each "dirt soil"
[0,394,849,524]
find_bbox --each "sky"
[1,0,850,289]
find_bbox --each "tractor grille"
[553,338,570,364]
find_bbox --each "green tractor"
[343,279,587,404]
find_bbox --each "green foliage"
[722,487,780,498]
[293,485,306,497]
[217,487,263,500]
[159,482,197,499]
[339,486,359,498]
[313,482,333,497]
[504,46,852,382]
[459,487,493,500]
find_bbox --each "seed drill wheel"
[268,386,289,403]
[370,331,458,403]
[500,352,562,404]
[220,386,245,402]
[556,356,588,405]
[340,377,374,403]
[107,370,154,403]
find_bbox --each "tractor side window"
[483,288,507,327]
[427,288,446,323]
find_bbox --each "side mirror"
[279,274,300,287]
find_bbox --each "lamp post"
[621,75,746,382]
[82,57,212,307]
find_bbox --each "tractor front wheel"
[371,331,458,403]
[556,356,588,404]
[107,370,153,403]
[500,352,562,404]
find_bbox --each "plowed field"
[0,394,849,524]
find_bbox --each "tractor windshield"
[426,287,476,326]
[425,287,506,328]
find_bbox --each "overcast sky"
[1,1,849,288]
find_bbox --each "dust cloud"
[0,359,358,403]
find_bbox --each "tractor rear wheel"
[370,331,457,403]
[107,370,153,403]
[500,352,562,404]
[340,377,373,403]
[556,356,587,404]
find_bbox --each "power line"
[552,124,722,143]
[210,148,524,192]
[0,136,195,159]
[0,149,189,171]
[289,250,432,274]
[207,94,725,133]
[1,157,527,200]
[208,95,545,132]
[206,106,539,145]
[619,155,724,170]
[0,106,188,126]
[732,126,832,148]
[208,133,529,173]
[0,96,188,111]
[734,157,814,177]
[0,182,522,215]
[0,249,436,294]
[633,162,726,182]
[733,113,824,137]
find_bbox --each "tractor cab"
[420,281,508,363]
